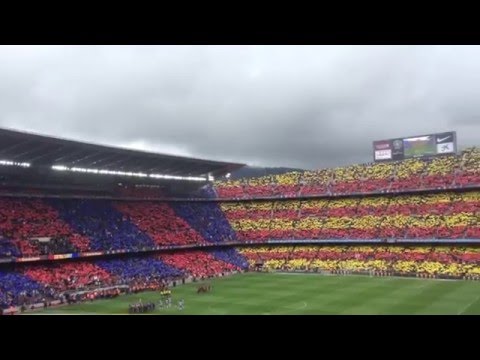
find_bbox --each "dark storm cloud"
[1,45,480,170]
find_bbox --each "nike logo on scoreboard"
[437,135,452,143]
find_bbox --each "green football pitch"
[31,273,480,315]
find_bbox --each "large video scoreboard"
[373,131,457,162]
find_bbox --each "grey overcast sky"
[1,45,480,170]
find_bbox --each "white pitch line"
[296,301,307,310]
[284,301,308,313]
[275,272,320,276]
[457,292,480,315]
[273,271,469,282]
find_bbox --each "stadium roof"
[0,127,244,178]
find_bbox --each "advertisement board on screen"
[372,131,457,162]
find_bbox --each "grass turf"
[31,272,480,315]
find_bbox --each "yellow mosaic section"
[229,213,480,232]
[220,192,480,215]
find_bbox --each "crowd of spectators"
[0,271,46,310]
[3,189,480,260]
[0,248,246,310]
[0,198,91,257]
[171,202,238,243]
[158,250,241,278]
[214,149,480,199]
[0,199,243,259]
[47,199,155,252]
[24,261,113,291]
[114,201,206,246]
[222,191,480,241]
[210,248,249,269]
[239,245,480,278]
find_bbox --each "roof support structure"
[0,127,245,180]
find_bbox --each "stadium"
[1,127,480,315]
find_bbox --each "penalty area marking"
[293,301,308,311]
[273,272,322,276]
[457,292,480,315]
[282,301,308,315]
[291,301,308,311]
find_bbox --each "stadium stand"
[0,198,90,257]
[3,127,480,313]
[0,199,248,259]
[210,248,249,269]
[0,249,246,310]
[171,202,238,243]
[25,262,113,291]
[0,199,244,258]
[0,271,45,309]
[158,251,239,278]
[47,199,156,252]
[95,257,183,286]
[239,246,480,278]
[2,189,480,259]
[214,149,480,199]
[113,201,207,246]
[221,191,480,241]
